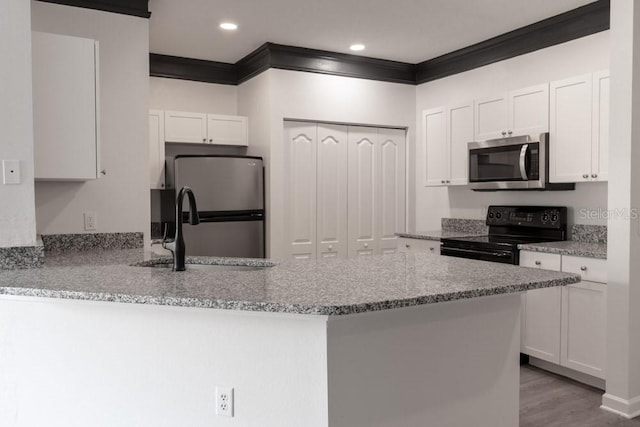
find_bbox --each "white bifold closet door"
[284,121,405,260]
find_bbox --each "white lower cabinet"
[519,250,606,380]
[396,237,440,255]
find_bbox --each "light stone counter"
[0,247,579,315]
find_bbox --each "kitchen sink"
[131,258,275,272]
[143,263,268,272]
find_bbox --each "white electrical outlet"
[215,386,234,417]
[84,212,97,231]
[2,160,20,185]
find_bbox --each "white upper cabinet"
[423,107,448,187]
[474,95,508,140]
[164,111,208,143]
[377,128,406,255]
[448,103,473,185]
[592,70,610,182]
[423,103,472,187]
[475,84,549,140]
[149,110,165,189]
[508,84,549,136]
[206,114,248,146]
[316,124,348,259]
[165,111,248,146]
[549,73,601,183]
[32,31,100,181]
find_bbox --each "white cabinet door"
[317,124,348,259]
[549,74,593,183]
[560,281,606,379]
[378,128,406,255]
[397,238,439,254]
[522,287,562,364]
[519,251,562,364]
[206,114,248,146]
[423,107,448,186]
[592,70,609,182]
[164,111,207,144]
[149,110,165,189]
[509,84,549,136]
[348,127,378,257]
[32,32,99,181]
[474,95,508,140]
[448,103,473,185]
[285,121,317,260]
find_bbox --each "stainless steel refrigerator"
[172,155,265,258]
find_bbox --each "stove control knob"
[551,213,559,223]
[488,212,495,219]
[541,212,550,223]
[495,212,502,220]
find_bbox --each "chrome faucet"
[163,186,200,271]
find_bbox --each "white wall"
[602,0,640,418]
[0,0,36,247]
[150,77,238,113]
[0,296,329,427]
[416,31,610,231]
[31,2,149,238]
[239,69,416,258]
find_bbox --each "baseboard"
[528,357,606,390]
[601,393,640,419]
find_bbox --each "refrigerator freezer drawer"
[182,220,265,258]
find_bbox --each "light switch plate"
[2,160,20,184]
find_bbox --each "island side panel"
[326,294,521,427]
[0,296,330,427]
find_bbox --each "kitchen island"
[0,250,579,427]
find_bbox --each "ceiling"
[148,0,597,64]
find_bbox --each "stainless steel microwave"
[468,133,574,191]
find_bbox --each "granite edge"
[0,275,579,316]
[395,232,441,241]
[517,244,607,259]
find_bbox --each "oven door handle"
[519,144,529,180]
[442,246,512,258]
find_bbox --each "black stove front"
[441,206,568,265]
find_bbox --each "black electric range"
[440,206,568,265]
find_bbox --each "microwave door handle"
[519,144,529,180]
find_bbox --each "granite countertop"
[518,241,607,259]
[0,248,579,316]
[396,230,485,241]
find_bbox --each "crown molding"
[36,0,150,18]
[416,0,610,84]
[150,54,237,85]
[150,1,609,86]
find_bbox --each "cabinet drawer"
[519,251,561,271]
[561,255,607,284]
[397,238,440,254]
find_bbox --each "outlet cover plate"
[215,386,234,417]
[2,160,20,184]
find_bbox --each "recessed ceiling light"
[220,22,238,30]
[350,44,365,51]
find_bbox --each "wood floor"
[520,365,640,426]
